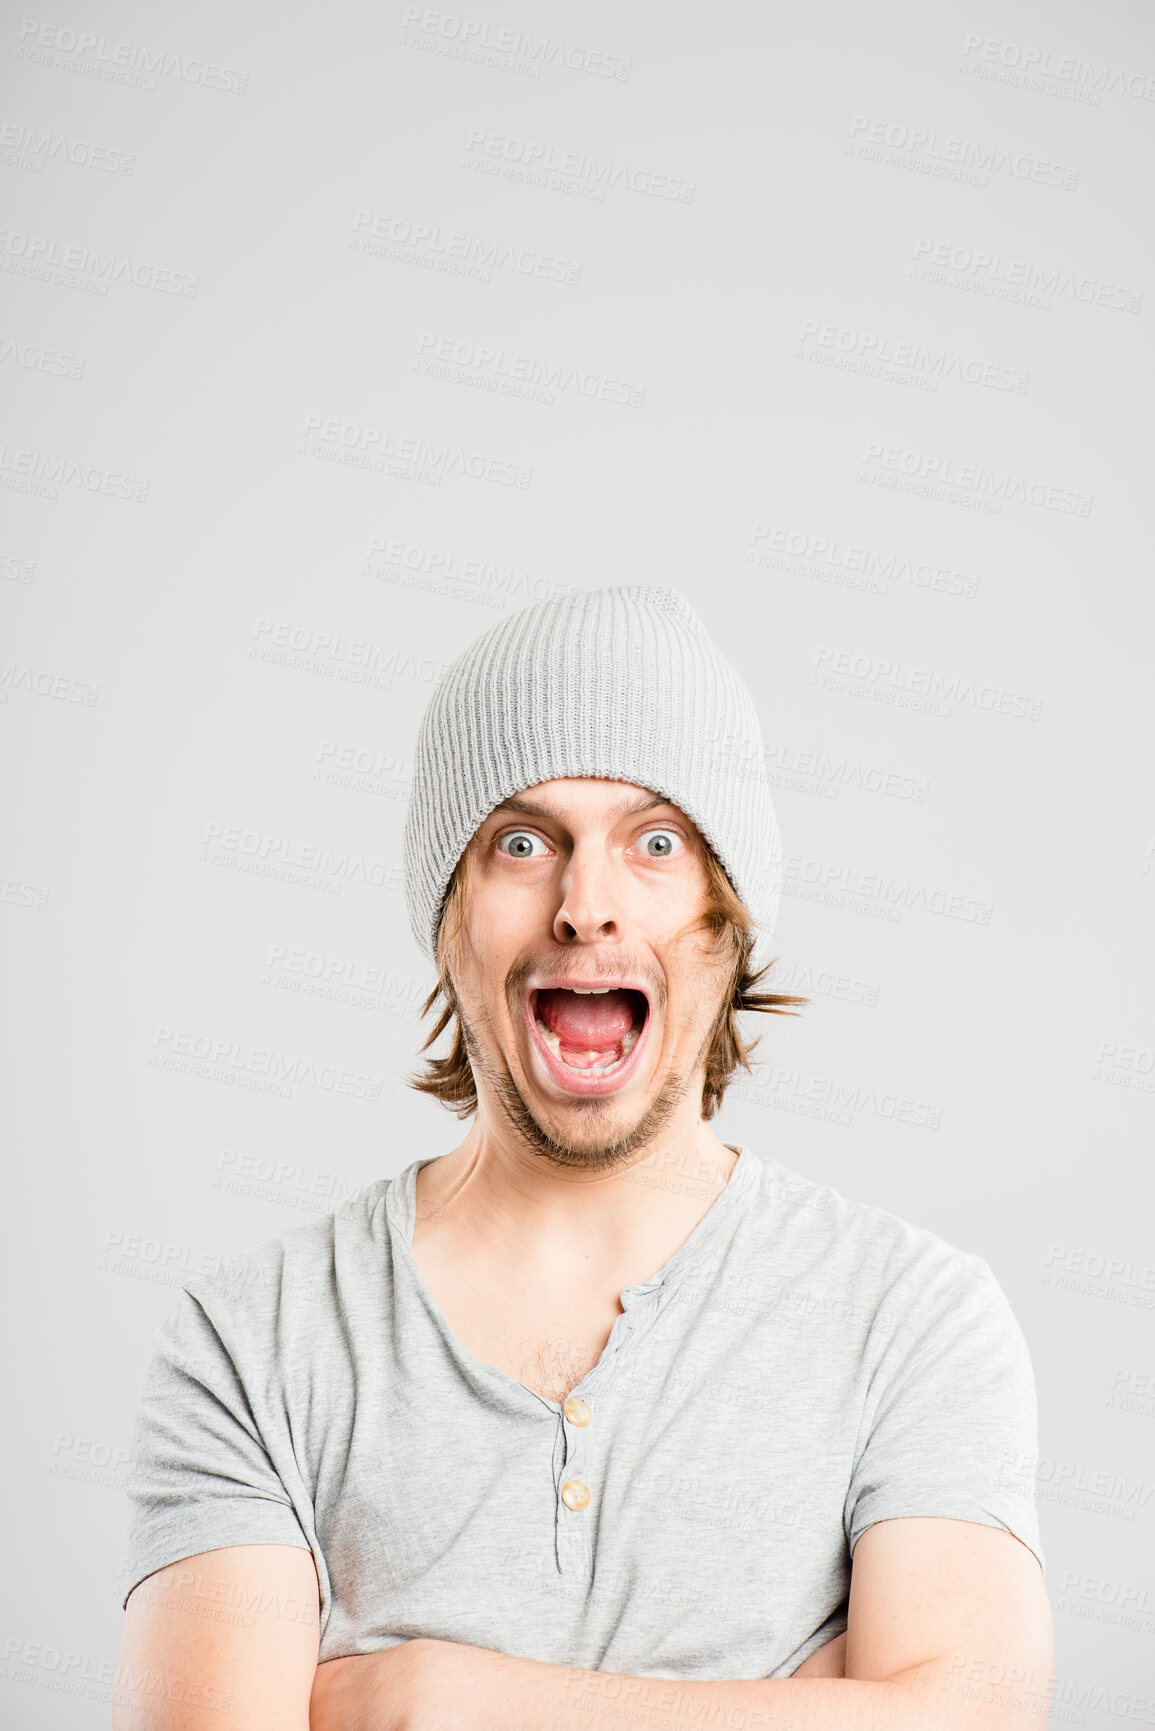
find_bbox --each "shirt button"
[563,1397,592,1426]
[560,1478,590,1511]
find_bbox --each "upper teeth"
[571,987,611,994]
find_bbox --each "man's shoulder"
[747,1149,988,1294]
[182,1173,398,1314]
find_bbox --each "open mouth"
[527,984,650,1086]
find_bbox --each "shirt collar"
[387,1141,759,1300]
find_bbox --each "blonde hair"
[406,841,806,1120]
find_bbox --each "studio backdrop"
[2,0,1153,1723]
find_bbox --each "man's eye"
[497,831,549,859]
[638,829,683,859]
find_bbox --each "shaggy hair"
[407,837,807,1120]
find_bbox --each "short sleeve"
[844,1250,1045,1576]
[121,1287,312,1608]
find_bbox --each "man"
[115,586,1053,1728]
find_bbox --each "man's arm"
[113,1544,321,1730]
[844,1514,1053,1703]
[312,1516,1054,1731]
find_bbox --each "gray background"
[2,0,1153,1721]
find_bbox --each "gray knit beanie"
[402,584,782,972]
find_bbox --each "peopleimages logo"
[200,821,398,883]
[14,18,249,92]
[959,34,1155,102]
[463,130,696,203]
[0,442,148,501]
[365,537,576,606]
[911,237,1142,313]
[0,335,85,378]
[861,442,1092,517]
[811,645,1044,721]
[414,332,645,407]
[399,8,632,79]
[249,618,450,691]
[781,854,993,925]
[796,321,1028,394]
[0,228,199,297]
[350,210,582,286]
[708,728,929,803]
[747,525,979,599]
[847,115,1079,188]
[299,414,532,489]
[755,1065,943,1130]
[150,1026,384,1102]
[0,121,135,175]
[0,663,99,704]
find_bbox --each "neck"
[414,1108,740,1275]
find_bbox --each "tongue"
[537,988,636,1061]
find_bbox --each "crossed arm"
[113,1517,1054,1731]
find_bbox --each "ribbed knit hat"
[403,585,782,971]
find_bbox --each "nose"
[553,841,622,945]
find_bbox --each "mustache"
[505,953,667,1016]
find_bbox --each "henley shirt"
[121,1143,1045,1680]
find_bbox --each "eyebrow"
[490,790,672,824]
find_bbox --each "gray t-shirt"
[121,1144,1044,1680]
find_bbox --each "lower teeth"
[536,1019,640,1076]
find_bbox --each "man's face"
[444,778,734,1171]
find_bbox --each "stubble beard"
[455,986,721,1176]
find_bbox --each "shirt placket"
[552,1385,598,1577]
[551,1281,663,1582]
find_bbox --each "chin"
[495,1055,691,1171]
